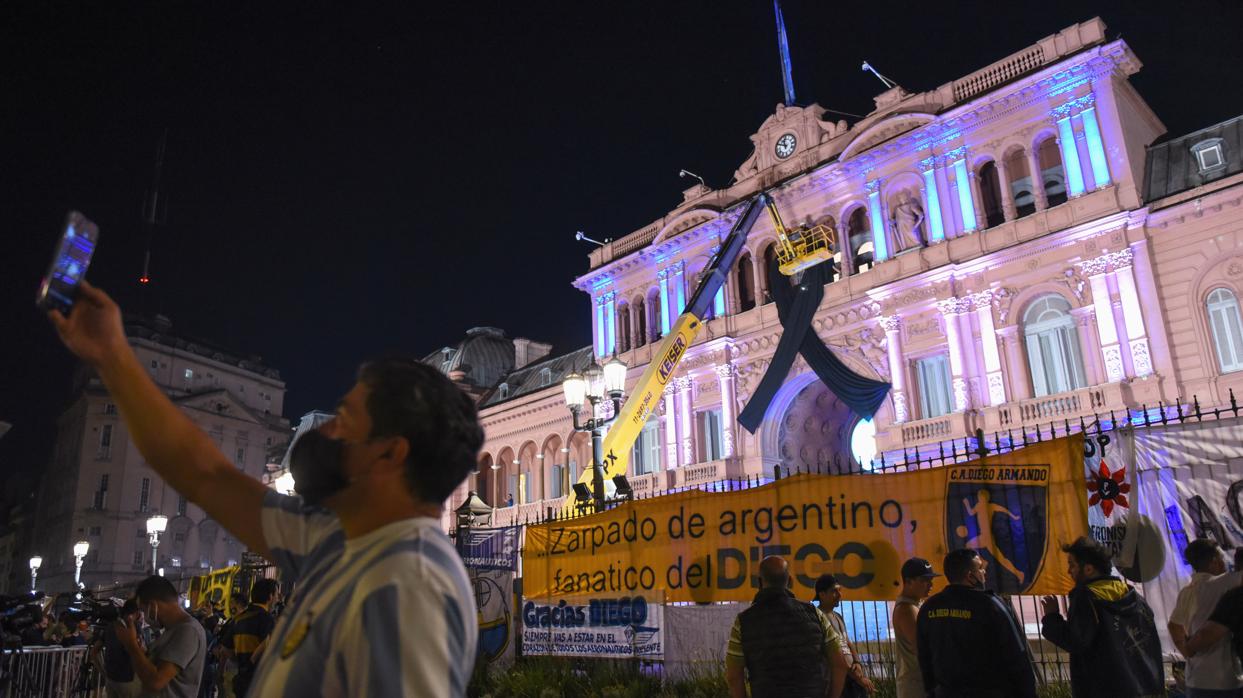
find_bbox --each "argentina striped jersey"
[247,491,477,697]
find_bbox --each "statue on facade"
[891,191,926,252]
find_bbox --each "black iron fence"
[512,391,1242,684]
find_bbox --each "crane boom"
[564,192,771,513]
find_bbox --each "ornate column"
[1080,104,1111,189]
[968,168,988,230]
[837,210,856,277]
[997,325,1030,401]
[657,268,672,337]
[676,376,695,465]
[1027,148,1048,211]
[714,363,737,457]
[662,384,679,469]
[936,297,974,412]
[672,261,687,316]
[934,156,958,237]
[948,148,978,233]
[919,156,946,243]
[604,291,617,355]
[970,292,1006,406]
[995,158,1017,222]
[593,295,606,357]
[867,179,890,262]
[1092,248,1151,378]
[879,316,908,422]
[1054,118,1086,197]
[1079,254,1125,383]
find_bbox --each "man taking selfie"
[49,282,482,696]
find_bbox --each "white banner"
[520,595,664,659]
[1078,416,1243,655]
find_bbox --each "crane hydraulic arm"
[564,192,771,513]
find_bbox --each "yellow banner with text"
[526,435,1088,602]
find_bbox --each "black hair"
[358,358,484,503]
[942,549,980,584]
[250,578,278,605]
[134,575,178,603]
[122,597,140,615]
[1184,538,1222,573]
[1062,536,1114,575]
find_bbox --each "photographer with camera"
[117,576,206,697]
[90,598,143,698]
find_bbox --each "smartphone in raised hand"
[36,211,99,314]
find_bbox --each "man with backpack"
[1041,536,1164,697]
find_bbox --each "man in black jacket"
[917,548,1036,698]
[1041,536,1164,698]
[725,556,849,698]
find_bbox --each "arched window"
[617,304,631,353]
[1004,148,1036,218]
[634,297,647,347]
[848,208,872,273]
[978,161,1005,228]
[762,244,778,305]
[549,464,564,498]
[737,253,757,312]
[1023,295,1087,397]
[1035,137,1067,207]
[1207,288,1243,373]
[648,289,663,340]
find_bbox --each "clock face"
[774,133,797,159]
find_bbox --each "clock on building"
[774,133,797,159]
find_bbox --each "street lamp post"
[28,556,41,593]
[73,540,90,590]
[562,356,628,512]
[146,514,168,575]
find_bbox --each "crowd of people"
[728,535,1243,698]
[24,575,283,698]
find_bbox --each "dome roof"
[425,327,516,389]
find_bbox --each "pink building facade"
[444,18,1243,530]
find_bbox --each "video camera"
[0,593,44,633]
[62,592,122,628]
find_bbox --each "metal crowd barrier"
[0,646,104,698]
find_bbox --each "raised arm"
[49,282,271,558]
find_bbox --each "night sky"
[3,1,1240,494]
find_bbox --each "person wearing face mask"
[1041,536,1164,698]
[48,282,482,697]
[117,575,207,698]
[916,548,1036,698]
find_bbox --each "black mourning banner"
[737,259,891,434]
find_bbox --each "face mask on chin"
[288,429,351,507]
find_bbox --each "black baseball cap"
[901,558,940,579]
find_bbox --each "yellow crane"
[562,192,838,515]
[765,198,837,277]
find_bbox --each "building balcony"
[882,381,1133,454]
[670,456,746,489]
[490,496,568,527]
[979,382,1128,434]
[886,411,976,450]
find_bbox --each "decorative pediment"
[177,389,266,424]
[652,207,721,246]
[839,112,937,162]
